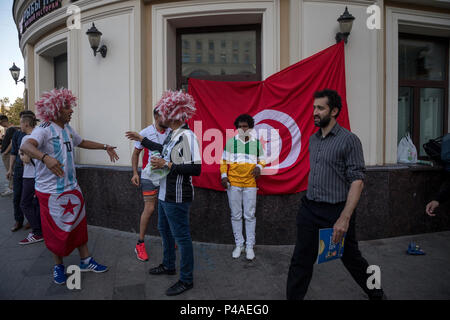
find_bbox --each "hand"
[6,170,12,180]
[20,152,31,164]
[426,200,439,217]
[43,156,64,178]
[105,145,119,163]
[332,215,350,244]
[252,166,261,179]
[221,177,229,189]
[125,131,143,142]
[131,174,140,187]
[150,157,166,169]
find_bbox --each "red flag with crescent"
[36,186,88,257]
[187,42,350,194]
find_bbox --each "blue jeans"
[158,200,193,284]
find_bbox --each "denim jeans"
[157,200,193,284]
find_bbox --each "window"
[398,34,449,158]
[54,53,68,89]
[176,24,261,90]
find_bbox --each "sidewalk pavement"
[1,162,449,300]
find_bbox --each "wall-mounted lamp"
[335,7,355,44]
[86,23,107,58]
[9,63,26,85]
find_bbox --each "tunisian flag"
[35,186,88,257]
[188,42,350,194]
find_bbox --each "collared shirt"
[306,122,365,204]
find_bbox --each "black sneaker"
[149,264,176,275]
[166,280,193,296]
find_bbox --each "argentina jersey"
[29,122,83,194]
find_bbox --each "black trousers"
[286,196,383,300]
[20,178,41,236]
[13,166,24,224]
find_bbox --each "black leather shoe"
[149,264,176,275]
[166,280,193,296]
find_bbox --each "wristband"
[103,144,108,150]
[41,153,48,162]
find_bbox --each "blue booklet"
[317,228,346,264]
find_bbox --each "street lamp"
[9,63,26,85]
[335,7,355,44]
[86,23,107,58]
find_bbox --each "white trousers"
[226,186,257,248]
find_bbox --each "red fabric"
[187,42,350,195]
[142,148,149,170]
[36,189,88,257]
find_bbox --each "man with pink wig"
[21,88,119,285]
[126,90,201,296]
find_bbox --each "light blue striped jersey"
[29,122,83,194]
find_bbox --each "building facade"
[12,0,450,244]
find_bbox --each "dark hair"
[313,89,342,118]
[234,114,254,129]
[20,110,38,127]
[0,115,8,122]
[153,108,160,116]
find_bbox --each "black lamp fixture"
[86,23,107,58]
[335,6,355,44]
[9,63,26,85]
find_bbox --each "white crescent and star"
[253,109,302,170]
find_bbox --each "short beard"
[314,114,332,128]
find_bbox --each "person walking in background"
[21,88,119,285]
[126,90,201,296]
[220,114,266,260]
[131,108,170,262]
[0,115,17,197]
[7,111,33,232]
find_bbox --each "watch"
[103,144,108,150]
[163,161,170,170]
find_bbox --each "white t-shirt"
[134,124,170,179]
[29,122,83,194]
[20,135,36,179]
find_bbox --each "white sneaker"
[232,245,245,259]
[246,247,255,260]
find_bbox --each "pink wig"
[35,88,77,122]
[155,90,196,122]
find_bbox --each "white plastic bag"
[142,151,170,186]
[397,133,417,164]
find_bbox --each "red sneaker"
[135,242,149,261]
[18,233,44,245]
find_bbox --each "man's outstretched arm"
[78,140,119,163]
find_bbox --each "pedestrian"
[286,89,385,300]
[126,90,201,296]
[20,88,119,285]
[18,111,44,245]
[131,108,171,261]
[7,111,33,232]
[0,115,17,197]
[220,114,266,260]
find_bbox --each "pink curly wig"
[35,88,77,122]
[155,90,196,122]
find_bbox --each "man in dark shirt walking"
[1,115,17,196]
[286,89,384,300]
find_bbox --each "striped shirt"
[28,122,82,194]
[306,123,365,204]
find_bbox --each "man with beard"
[286,89,385,300]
